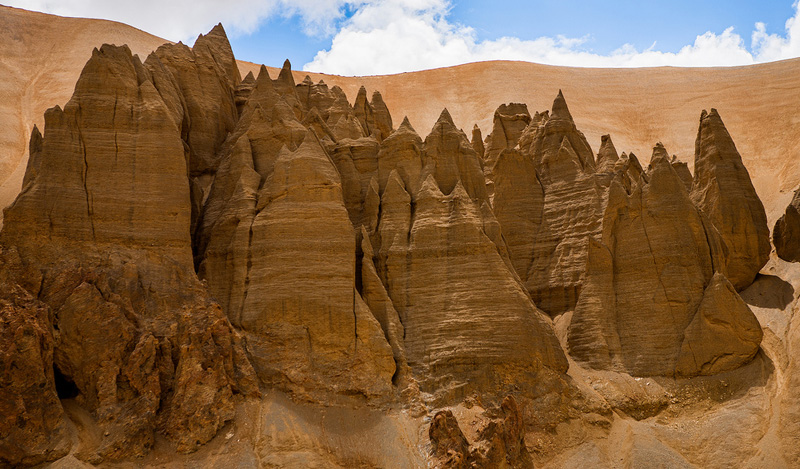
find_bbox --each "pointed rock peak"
[276,59,295,86]
[556,135,579,161]
[450,179,470,200]
[256,65,272,82]
[208,23,228,38]
[292,129,328,159]
[242,71,256,84]
[620,151,628,159]
[551,89,573,121]
[597,134,619,166]
[649,144,673,172]
[30,124,42,143]
[383,169,411,202]
[418,173,444,199]
[302,106,324,123]
[436,108,455,127]
[392,116,420,139]
[331,85,347,100]
[700,109,709,121]
[473,123,480,131]
[318,79,326,85]
[372,90,384,102]
[651,142,670,163]
[354,86,368,105]
[302,75,314,85]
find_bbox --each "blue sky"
[231,0,797,68]
[8,0,800,74]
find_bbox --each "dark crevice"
[53,365,78,399]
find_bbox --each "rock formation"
[774,187,800,262]
[492,92,602,315]
[0,42,258,463]
[0,18,777,467]
[195,64,395,399]
[429,396,534,468]
[567,148,761,377]
[691,108,770,290]
[372,110,567,403]
[487,96,763,378]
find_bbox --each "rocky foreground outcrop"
[0,24,773,467]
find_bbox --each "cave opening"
[53,365,79,399]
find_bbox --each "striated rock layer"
[488,94,763,378]
[1,42,258,465]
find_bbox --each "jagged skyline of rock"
[2,18,794,467]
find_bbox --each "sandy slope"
[3,5,800,224]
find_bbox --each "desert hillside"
[4,6,800,469]
[3,5,800,222]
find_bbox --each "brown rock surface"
[429,396,534,469]
[774,188,800,262]
[518,92,604,315]
[0,39,258,463]
[691,109,770,290]
[0,255,70,467]
[196,66,395,399]
[568,147,761,377]
[373,111,567,402]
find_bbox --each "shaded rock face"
[774,188,800,262]
[691,109,770,290]
[0,255,70,467]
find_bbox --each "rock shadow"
[740,273,795,310]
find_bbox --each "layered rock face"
[373,110,567,402]
[195,64,396,398]
[691,109,770,290]
[488,94,764,377]
[774,188,800,262]
[0,40,258,465]
[192,61,568,402]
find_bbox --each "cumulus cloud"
[4,0,351,42]
[7,0,800,73]
[304,0,800,75]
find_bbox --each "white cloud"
[7,0,800,73]
[752,1,800,61]
[304,0,800,75]
[4,0,350,43]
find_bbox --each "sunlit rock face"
[0,17,775,468]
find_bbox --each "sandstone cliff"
[0,16,789,469]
